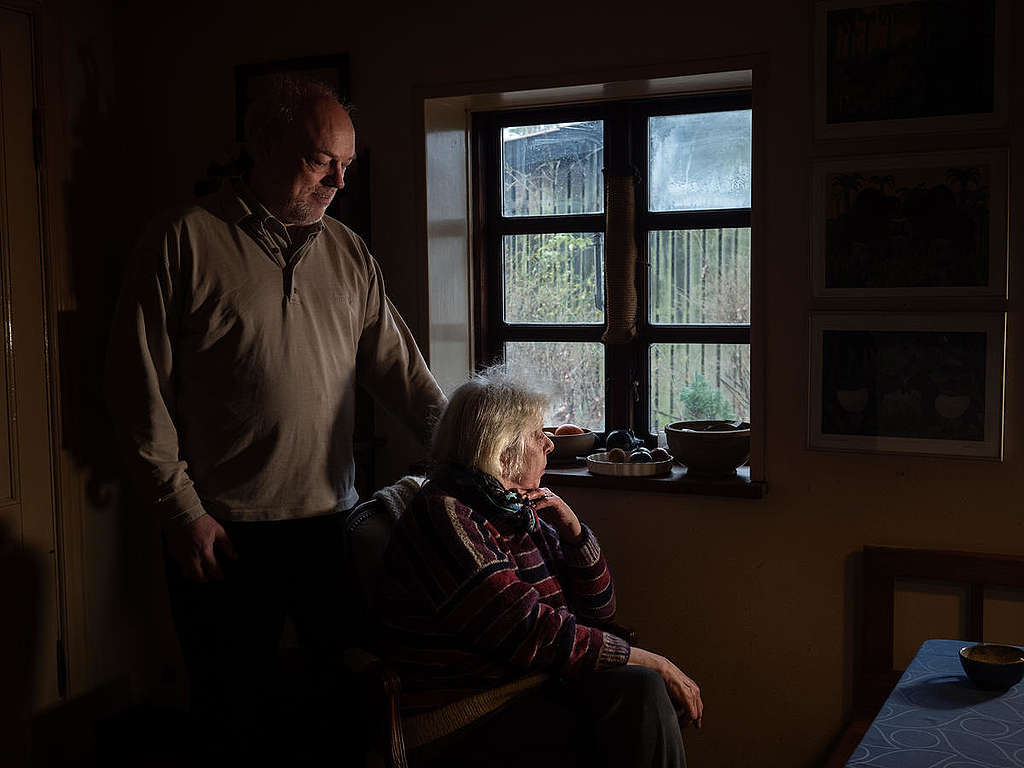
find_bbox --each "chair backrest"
[857,545,1024,713]
[344,475,425,615]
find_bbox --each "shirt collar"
[228,181,323,234]
[228,178,325,251]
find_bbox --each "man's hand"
[166,513,237,583]
[515,487,583,543]
[628,646,703,728]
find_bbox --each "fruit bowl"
[586,451,673,477]
[543,426,597,462]
[664,420,751,477]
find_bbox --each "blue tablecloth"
[847,639,1024,767]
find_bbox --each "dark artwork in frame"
[812,149,1007,297]
[820,329,986,442]
[825,163,989,290]
[809,313,1004,458]
[825,0,996,125]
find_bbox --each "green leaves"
[680,373,735,421]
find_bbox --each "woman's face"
[505,418,553,490]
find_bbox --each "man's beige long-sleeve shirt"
[108,181,444,526]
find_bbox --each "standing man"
[106,76,444,760]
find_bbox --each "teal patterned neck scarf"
[432,464,538,534]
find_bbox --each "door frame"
[1,0,88,702]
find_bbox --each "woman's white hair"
[431,366,548,483]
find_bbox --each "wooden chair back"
[857,545,1024,713]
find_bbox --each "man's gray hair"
[431,366,549,484]
[243,74,347,155]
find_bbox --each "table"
[846,639,1024,767]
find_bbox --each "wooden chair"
[343,477,636,768]
[342,476,422,768]
[823,545,1024,768]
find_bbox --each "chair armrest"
[344,648,409,768]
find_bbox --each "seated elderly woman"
[374,368,702,768]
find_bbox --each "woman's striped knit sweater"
[374,478,631,712]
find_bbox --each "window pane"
[503,233,604,324]
[649,110,751,212]
[502,122,604,216]
[505,341,605,431]
[648,228,750,324]
[650,344,750,435]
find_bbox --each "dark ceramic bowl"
[959,644,1024,691]
[544,427,597,462]
[664,420,751,477]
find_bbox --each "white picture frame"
[814,0,1009,140]
[811,149,1009,298]
[808,312,1005,459]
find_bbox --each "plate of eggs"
[586,446,673,477]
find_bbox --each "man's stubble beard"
[282,195,332,226]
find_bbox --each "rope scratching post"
[601,173,638,344]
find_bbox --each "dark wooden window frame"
[472,91,752,442]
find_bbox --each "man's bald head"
[244,75,348,157]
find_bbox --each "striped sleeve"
[549,524,618,625]
[406,495,629,676]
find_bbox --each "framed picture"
[814,0,1009,139]
[811,149,1008,297]
[808,312,1005,459]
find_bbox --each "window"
[473,93,751,443]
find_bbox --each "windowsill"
[542,464,765,499]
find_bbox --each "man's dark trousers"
[164,511,357,764]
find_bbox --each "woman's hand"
[514,486,583,543]
[628,646,703,728]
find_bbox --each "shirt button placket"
[283,264,300,303]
